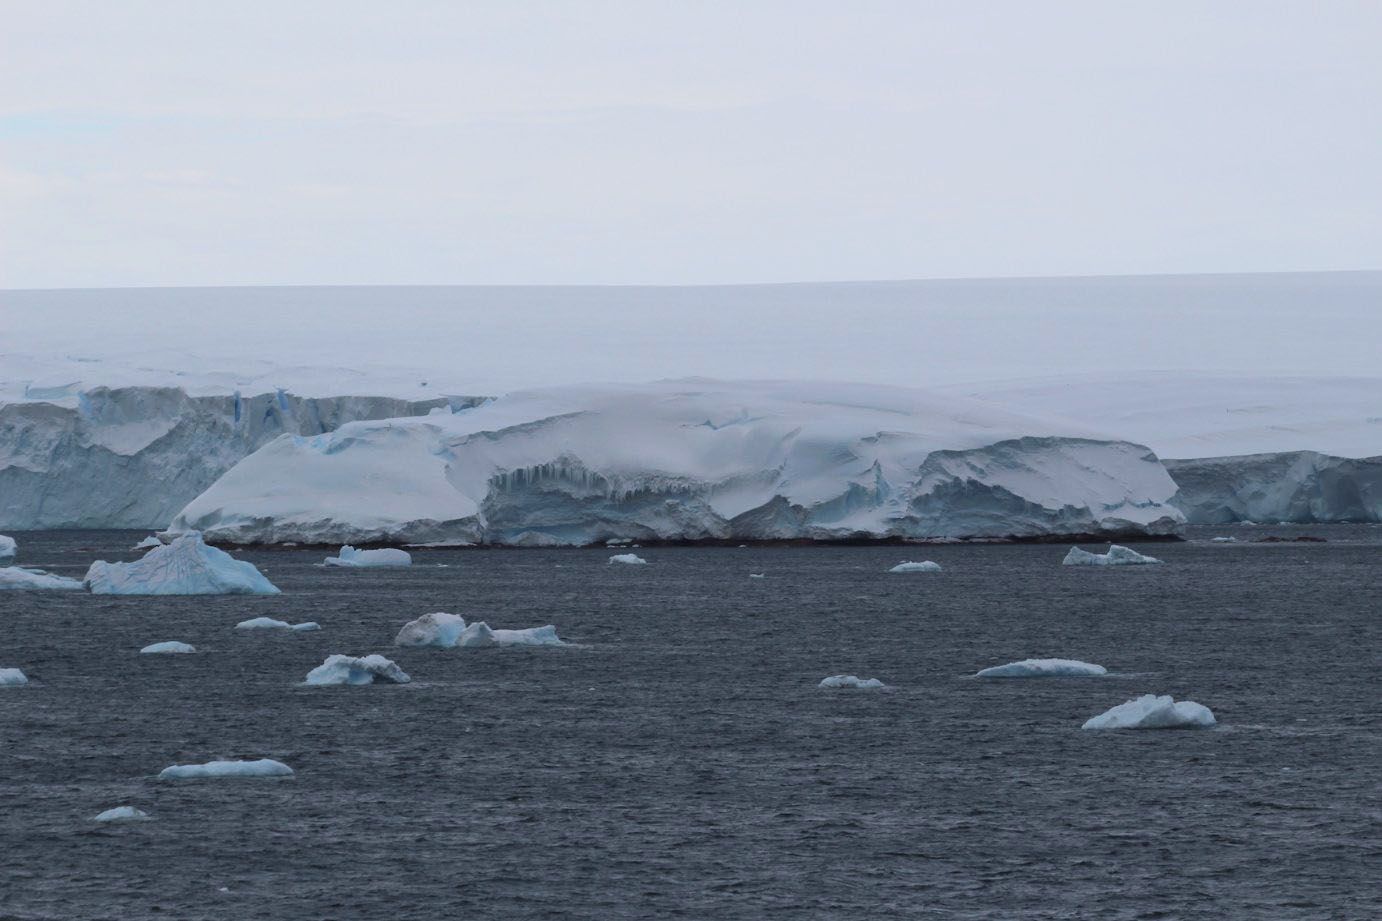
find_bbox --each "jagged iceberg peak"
[0,567,85,591]
[1063,545,1163,566]
[0,534,16,563]
[975,658,1107,678]
[1081,694,1216,730]
[84,532,280,595]
[304,654,411,685]
[323,545,412,567]
[169,379,1184,546]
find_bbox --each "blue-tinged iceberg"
[1062,545,1162,566]
[158,758,294,779]
[84,532,280,595]
[323,545,412,567]
[304,654,411,686]
[976,658,1106,678]
[0,567,85,591]
[1082,694,1216,730]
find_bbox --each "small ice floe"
[819,675,886,689]
[0,667,29,686]
[85,532,280,595]
[323,545,412,568]
[158,759,294,779]
[394,612,564,648]
[889,560,941,573]
[0,534,16,563]
[235,617,319,632]
[131,535,164,551]
[1062,545,1162,567]
[140,641,196,654]
[976,658,1107,678]
[94,806,151,823]
[749,573,766,579]
[1210,536,1237,543]
[609,553,647,565]
[1081,694,1216,730]
[304,654,411,685]
[0,567,85,591]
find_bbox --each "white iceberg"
[167,381,1184,546]
[395,611,469,647]
[749,573,766,579]
[235,616,319,631]
[131,535,164,550]
[1209,536,1237,543]
[976,658,1107,678]
[0,567,85,591]
[889,560,941,573]
[140,641,196,654]
[85,532,280,595]
[459,622,565,648]
[94,806,151,823]
[1062,545,1162,566]
[819,675,886,689]
[0,534,15,563]
[323,545,412,568]
[304,654,411,685]
[158,758,294,779]
[0,667,29,686]
[609,553,648,565]
[1081,694,1216,730]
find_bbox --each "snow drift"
[819,675,885,689]
[1081,694,1216,730]
[1063,545,1162,566]
[304,654,411,685]
[0,567,85,590]
[976,658,1107,678]
[158,759,294,779]
[84,532,280,595]
[169,380,1183,545]
[394,611,564,648]
[323,545,412,567]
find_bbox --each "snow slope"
[169,380,1183,545]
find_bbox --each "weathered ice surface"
[170,381,1183,545]
[0,386,482,529]
[1166,451,1382,523]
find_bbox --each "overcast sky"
[2,1,1379,288]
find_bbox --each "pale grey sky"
[2,1,1379,287]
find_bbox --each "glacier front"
[169,380,1183,545]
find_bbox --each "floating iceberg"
[976,658,1107,678]
[395,611,469,647]
[131,535,164,550]
[84,532,280,595]
[609,553,648,565]
[0,667,29,686]
[140,641,196,654]
[323,545,412,568]
[1062,545,1162,566]
[1209,536,1237,543]
[0,567,85,591]
[459,622,565,648]
[749,573,766,579]
[889,560,941,573]
[168,381,1184,545]
[819,675,885,689]
[1081,694,1216,730]
[304,654,411,685]
[158,758,294,779]
[0,534,15,563]
[94,806,151,823]
[235,616,319,631]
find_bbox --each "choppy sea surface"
[2,526,1379,920]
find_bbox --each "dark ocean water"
[2,527,1379,920]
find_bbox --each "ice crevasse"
[167,380,1184,546]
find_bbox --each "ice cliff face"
[1165,451,1382,523]
[169,380,1183,545]
[0,386,483,528]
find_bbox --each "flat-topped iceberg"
[304,654,411,685]
[609,553,648,565]
[84,532,280,595]
[1063,545,1162,566]
[140,641,195,654]
[0,534,15,563]
[976,658,1107,678]
[889,560,941,573]
[0,667,29,686]
[394,612,564,648]
[1082,694,1216,730]
[323,545,412,567]
[159,758,294,779]
[94,806,151,823]
[168,380,1183,545]
[235,616,319,631]
[819,675,885,689]
[0,567,85,591]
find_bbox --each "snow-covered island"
[166,380,1183,546]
